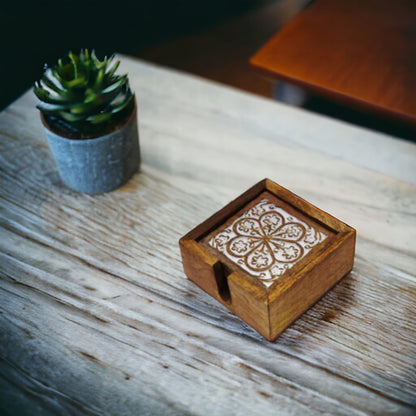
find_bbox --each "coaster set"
[179,179,356,341]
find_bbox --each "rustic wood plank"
[1,56,415,415]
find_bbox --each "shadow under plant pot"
[41,100,140,194]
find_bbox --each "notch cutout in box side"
[213,261,232,303]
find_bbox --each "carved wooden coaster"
[179,179,356,341]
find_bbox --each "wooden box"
[179,179,356,341]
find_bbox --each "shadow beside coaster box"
[179,179,356,341]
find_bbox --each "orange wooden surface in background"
[251,0,416,127]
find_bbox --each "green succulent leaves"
[34,49,134,135]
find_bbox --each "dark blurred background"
[1,0,288,109]
[1,0,414,140]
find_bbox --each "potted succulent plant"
[34,49,140,194]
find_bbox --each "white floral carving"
[208,199,327,287]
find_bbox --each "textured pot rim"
[40,96,137,143]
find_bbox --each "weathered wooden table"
[1,55,415,415]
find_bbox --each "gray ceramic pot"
[41,102,140,194]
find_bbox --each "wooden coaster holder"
[179,179,356,341]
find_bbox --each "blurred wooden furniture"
[1,55,415,415]
[251,0,416,127]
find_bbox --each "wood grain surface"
[1,55,416,415]
[251,0,416,127]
